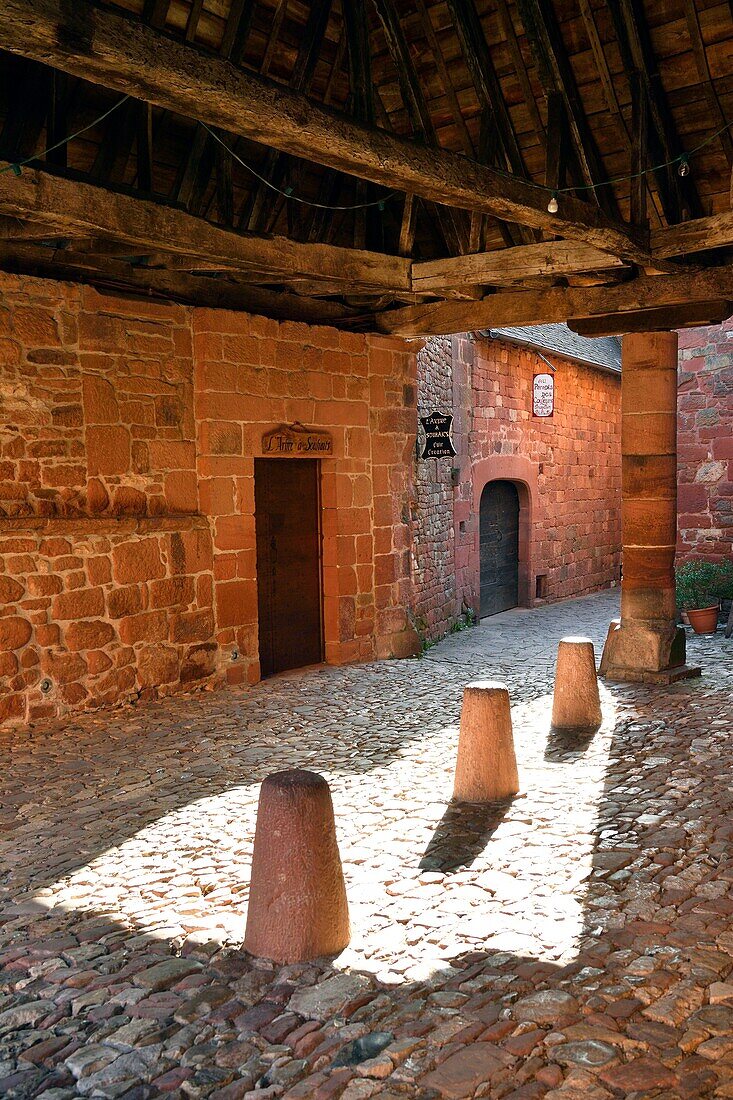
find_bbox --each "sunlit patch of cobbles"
[2,590,733,1098]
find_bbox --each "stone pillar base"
[599,618,700,683]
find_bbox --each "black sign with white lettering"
[420,412,456,458]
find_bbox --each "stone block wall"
[677,319,733,561]
[468,335,621,605]
[0,272,417,726]
[412,336,457,641]
[411,334,622,643]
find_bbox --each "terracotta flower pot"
[686,605,719,634]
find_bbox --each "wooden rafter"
[681,0,733,168]
[0,241,360,325]
[376,265,733,337]
[577,0,630,153]
[568,299,733,336]
[242,0,334,234]
[0,0,653,264]
[173,0,256,218]
[0,162,411,292]
[444,0,536,246]
[412,0,474,158]
[604,0,702,222]
[412,240,626,292]
[495,0,546,145]
[46,70,69,169]
[630,71,648,229]
[371,0,469,255]
[515,0,619,219]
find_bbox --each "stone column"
[601,331,697,683]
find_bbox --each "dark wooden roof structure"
[0,0,732,336]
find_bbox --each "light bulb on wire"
[547,191,559,214]
[677,158,690,177]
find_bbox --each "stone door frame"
[471,456,538,610]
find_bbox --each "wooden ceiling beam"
[0,241,361,325]
[652,212,733,258]
[0,0,652,264]
[413,0,474,159]
[445,0,535,246]
[412,240,627,292]
[371,0,469,256]
[173,0,256,218]
[376,266,733,337]
[604,0,702,223]
[568,299,733,336]
[243,0,333,234]
[681,0,733,168]
[0,162,412,291]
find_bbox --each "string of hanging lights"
[542,119,732,214]
[1,91,729,222]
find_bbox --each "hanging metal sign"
[420,411,456,458]
[532,373,554,417]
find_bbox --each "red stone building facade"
[0,272,417,725]
[412,332,622,643]
[0,272,624,725]
[677,318,733,562]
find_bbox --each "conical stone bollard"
[551,636,602,731]
[453,680,519,802]
[244,769,350,963]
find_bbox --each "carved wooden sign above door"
[261,421,334,457]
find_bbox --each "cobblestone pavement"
[2,589,733,1099]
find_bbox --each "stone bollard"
[244,769,350,963]
[551,636,602,731]
[453,680,519,802]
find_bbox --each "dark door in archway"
[479,480,520,618]
[255,458,323,677]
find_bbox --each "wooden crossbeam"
[652,213,733,258]
[0,0,652,264]
[412,241,626,291]
[0,241,360,324]
[0,162,412,291]
[376,266,733,336]
[569,300,733,336]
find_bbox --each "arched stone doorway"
[479,480,520,618]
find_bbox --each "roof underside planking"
[0,0,731,336]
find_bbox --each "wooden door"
[479,480,520,618]
[255,458,323,677]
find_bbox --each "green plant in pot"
[675,560,726,634]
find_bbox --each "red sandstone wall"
[466,335,621,607]
[411,334,621,640]
[0,273,417,726]
[677,319,733,561]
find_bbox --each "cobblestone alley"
[2,590,733,1099]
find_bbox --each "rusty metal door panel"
[255,458,322,677]
[479,480,519,618]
